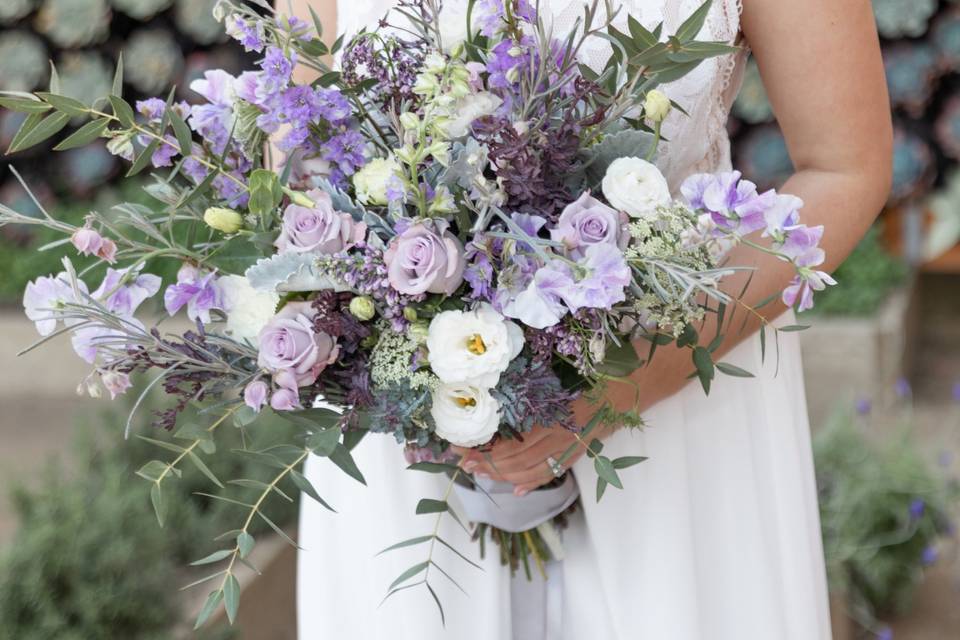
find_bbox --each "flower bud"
[508,46,524,57]
[399,111,421,132]
[203,207,244,234]
[644,90,671,123]
[349,296,376,321]
[285,190,315,207]
[407,321,429,344]
[403,306,419,322]
[413,72,441,96]
[424,52,447,75]
[505,67,520,84]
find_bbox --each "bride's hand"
[454,425,583,497]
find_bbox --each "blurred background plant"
[814,399,959,639]
[0,392,300,640]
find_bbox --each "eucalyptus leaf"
[237,532,255,559]
[53,118,109,151]
[224,574,241,625]
[416,498,448,515]
[194,590,224,630]
[593,456,623,490]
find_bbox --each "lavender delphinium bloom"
[226,15,266,52]
[164,264,225,324]
[275,190,367,255]
[551,192,629,257]
[258,302,340,392]
[384,219,466,295]
[23,273,88,336]
[476,0,536,36]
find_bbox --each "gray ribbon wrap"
[452,474,580,533]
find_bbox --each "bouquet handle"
[452,473,580,534]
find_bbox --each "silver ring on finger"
[545,456,564,479]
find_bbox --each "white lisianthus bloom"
[431,383,501,447]
[443,92,503,139]
[601,157,672,220]
[219,275,280,344]
[426,303,524,388]
[353,157,402,205]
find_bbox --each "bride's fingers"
[480,436,561,475]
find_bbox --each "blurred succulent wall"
[0,0,252,213]
[731,0,960,277]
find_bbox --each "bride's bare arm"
[290,0,337,83]
[469,0,893,491]
[597,0,892,417]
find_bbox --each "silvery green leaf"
[582,128,657,185]
[313,177,366,218]
[244,253,352,294]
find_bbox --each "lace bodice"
[335,0,747,191]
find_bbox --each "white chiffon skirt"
[297,319,832,639]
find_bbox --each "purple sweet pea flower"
[681,171,775,236]
[540,243,631,313]
[258,302,339,389]
[189,70,237,153]
[275,190,367,255]
[92,268,161,317]
[23,273,88,336]
[164,264,225,324]
[551,192,629,257]
[384,220,466,295]
[270,387,302,411]
[71,227,104,257]
[244,380,270,412]
[763,194,803,238]
[100,370,132,399]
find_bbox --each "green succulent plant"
[732,58,774,125]
[873,0,938,39]
[175,0,226,45]
[0,31,48,92]
[123,28,184,94]
[0,0,36,24]
[35,0,112,48]
[109,0,172,20]
[57,51,113,108]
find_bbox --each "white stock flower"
[426,303,524,388]
[430,383,501,447]
[353,157,401,205]
[220,275,280,344]
[443,92,503,139]
[601,157,672,220]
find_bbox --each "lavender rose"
[384,220,466,295]
[274,190,366,255]
[257,302,339,389]
[550,192,629,256]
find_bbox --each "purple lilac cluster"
[681,171,837,311]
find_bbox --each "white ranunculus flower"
[443,92,503,139]
[426,303,524,388]
[353,157,401,205]
[219,275,280,344]
[601,157,672,220]
[431,383,501,447]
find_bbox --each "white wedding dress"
[298,1,832,638]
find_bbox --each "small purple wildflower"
[856,398,872,416]
[921,545,939,566]
[908,498,925,521]
[895,377,912,399]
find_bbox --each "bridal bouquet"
[0,0,834,626]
